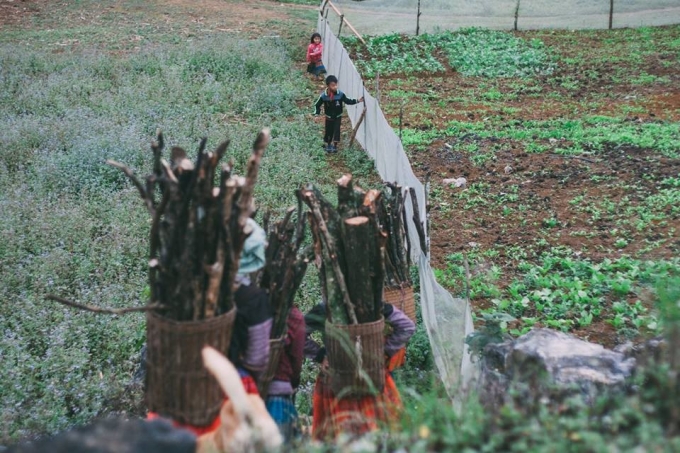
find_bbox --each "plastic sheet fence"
[317,15,477,398]
[325,0,680,35]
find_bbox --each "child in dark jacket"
[306,32,326,79]
[313,75,364,153]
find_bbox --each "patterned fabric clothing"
[383,305,416,357]
[265,395,299,442]
[146,372,259,436]
[306,42,323,63]
[146,411,220,437]
[273,306,306,388]
[237,368,260,394]
[308,63,326,77]
[387,347,406,371]
[229,283,273,376]
[311,370,402,441]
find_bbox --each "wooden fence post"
[416,0,422,36]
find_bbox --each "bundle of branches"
[302,174,386,325]
[257,195,311,397]
[260,193,311,339]
[107,129,270,321]
[380,182,411,288]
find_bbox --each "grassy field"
[344,25,680,347]
[0,0,338,443]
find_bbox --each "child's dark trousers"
[324,117,341,144]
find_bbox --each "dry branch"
[408,186,428,254]
[46,295,164,315]
[106,160,154,215]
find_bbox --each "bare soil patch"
[0,0,47,26]
[1,0,311,38]
[365,27,680,347]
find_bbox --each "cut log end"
[337,174,353,187]
[170,146,187,162]
[363,189,381,206]
[345,216,369,226]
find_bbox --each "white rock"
[443,177,467,188]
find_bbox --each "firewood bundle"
[260,194,310,339]
[302,174,386,325]
[256,197,311,397]
[107,129,270,321]
[380,182,412,288]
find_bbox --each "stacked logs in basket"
[108,129,270,425]
[380,182,417,323]
[256,195,311,398]
[302,175,388,397]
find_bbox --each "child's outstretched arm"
[313,94,324,116]
[341,93,365,105]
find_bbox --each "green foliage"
[465,312,515,358]
[381,385,680,452]
[438,28,556,78]
[393,297,436,395]
[385,277,680,451]
[342,144,377,180]
[438,250,680,335]
[345,33,445,78]
[400,115,680,160]
[656,277,680,326]
[275,0,319,4]
[344,28,554,79]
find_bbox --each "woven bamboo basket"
[326,317,385,398]
[383,285,416,322]
[257,335,286,399]
[145,307,236,426]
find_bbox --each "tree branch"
[106,160,154,214]
[46,295,165,315]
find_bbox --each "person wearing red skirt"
[304,302,415,440]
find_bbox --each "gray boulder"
[509,328,636,385]
[478,328,636,407]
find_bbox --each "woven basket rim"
[147,305,236,327]
[384,283,413,291]
[325,316,385,330]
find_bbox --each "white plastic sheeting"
[318,14,477,398]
